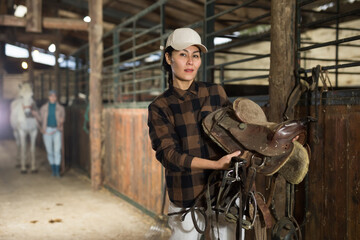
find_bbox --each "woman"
[148,28,240,239]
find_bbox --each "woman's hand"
[215,151,241,170]
[292,135,299,142]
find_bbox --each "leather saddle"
[202,97,310,184]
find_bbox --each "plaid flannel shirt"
[148,81,231,207]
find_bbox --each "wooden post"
[89,0,103,190]
[26,0,42,32]
[268,0,297,220]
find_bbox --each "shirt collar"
[170,81,199,99]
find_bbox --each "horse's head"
[18,83,34,116]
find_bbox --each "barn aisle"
[0,140,162,240]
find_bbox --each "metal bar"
[41,73,44,100]
[103,49,160,72]
[301,9,360,29]
[335,0,340,87]
[297,0,320,7]
[204,0,215,82]
[103,24,161,56]
[205,0,257,22]
[223,74,269,83]
[301,57,358,63]
[160,2,165,92]
[114,75,161,86]
[103,0,168,38]
[215,68,269,71]
[209,53,270,69]
[217,50,264,56]
[301,41,360,48]
[132,21,136,103]
[85,49,89,100]
[113,30,120,102]
[66,56,69,105]
[102,62,161,79]
[207,12,270,38]
[302,61,360,73]
[299,35,360,51]
[116,88,162,95]
[74,56,79,99]
[103,35,161,63]
[316,26,360,32]
[210,32,270,53]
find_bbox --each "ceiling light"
[83,16,91,23]
[32,49,40,56]
[48,44,56,53]
[14,5,27,17]
[21,61,28,69]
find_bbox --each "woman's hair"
[162,46,174,87]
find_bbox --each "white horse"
[10,83,39,173]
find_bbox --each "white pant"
[168,201,236,240]
[43,127,62,165]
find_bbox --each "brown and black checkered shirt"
[148,81,231,208]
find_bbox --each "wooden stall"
[304,101,360,239]
[64,106,164,216]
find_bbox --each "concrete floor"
[0,140,170,240]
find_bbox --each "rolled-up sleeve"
[148,103,193,171]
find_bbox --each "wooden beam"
[0,32,58,42]
[89,0,103,190]
[0,15,26,27]
[0,15,88,31]
[268,0,296,226]
[26,0,42,32]
[42,17,88,31]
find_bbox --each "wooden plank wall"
[305,104,360,240]
[64,103,360,233]
[64,106,164,215]
[101,108,163,215]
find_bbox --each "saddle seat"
[202,98,310,184]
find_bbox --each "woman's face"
[165,45,202,89]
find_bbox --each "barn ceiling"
[0,0,359,57]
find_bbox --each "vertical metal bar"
[55,31,61,100]
[160,2,165,91]
[296,0,302,82]
[0,42,5,100]
[132,21,136,102]
[204,0,215,83]
[220,66,224,85]
[66,56,69,105]
[113,30,120,103]
[49,72,52,90]
[41,73,44,100]
[335,0,339,87]
[85,49,89,101]
[75,55,79,99]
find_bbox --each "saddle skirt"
[202,97,310,184]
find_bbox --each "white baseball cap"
[165,28,208,53]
